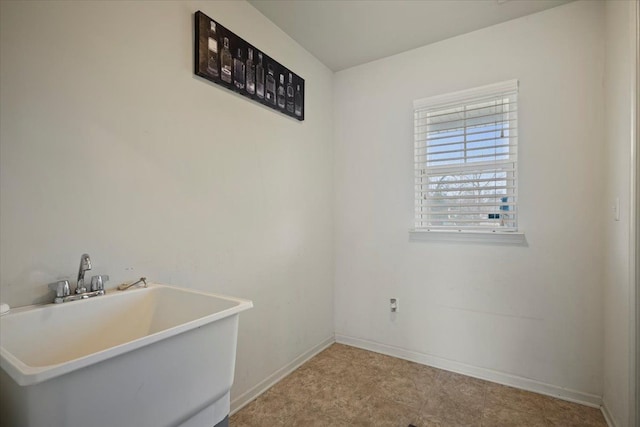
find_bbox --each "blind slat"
[421,190,515,197]
[418,225,518,231]
[417,164,515,175]
[414,219,515,225]
[416,164,516,175]
[415,103,517,120]
[414,151,517,165]
[416,202,516,212]
[416,114,516,131]
[415,110,518,129]
[416,176,514,185]
[415,135,517,152]
[414,124,517,140]
[417,143,512,157]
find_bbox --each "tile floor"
[230,344,607,427]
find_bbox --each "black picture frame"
[194,11,305,121]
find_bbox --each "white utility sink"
[0,284,252,427]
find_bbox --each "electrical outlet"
[390,298,398,312]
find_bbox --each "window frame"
[410,80,525,244]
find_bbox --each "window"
[413,80,519,234]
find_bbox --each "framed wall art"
[195,11,305,121]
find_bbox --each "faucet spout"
[76,253,92,294]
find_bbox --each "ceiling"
[248,0,573,71]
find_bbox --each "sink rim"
[0,283,253,386]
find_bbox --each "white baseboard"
[230,335,335,415]
[335,334,603,408]
[601,401,618,427]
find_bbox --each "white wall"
[602,1,636,426]
[0,0,334,405]
[334,0,605,401]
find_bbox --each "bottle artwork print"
[196,11,304,120]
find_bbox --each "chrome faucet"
[76,253,92,294]
[47,253,109,304]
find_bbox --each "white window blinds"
[414,80,518,232]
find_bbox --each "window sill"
[409,229,526,245]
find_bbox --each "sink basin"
[0,283,252,427]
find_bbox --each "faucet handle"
[90,275,109,292]
[48,280,70,298]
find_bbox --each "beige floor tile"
[415,418,447,427]
[314,344,392,391]
[393,360,441,393]
[482,402,548,427]
[276,368,336,404]
[305,374,373,421]
[286,407,354,426]
[321,343,370,361]
[233,388,303,426]
[371,370,431,410]
[352,348,408,372]
[436,370,490,389]
[350,396,423,427]
[338,356,389,387]
[231,344,607,427]
[394,358,442,376]
[485,382,552,415]
[543,399,607,427]
[303,349,354,378]
[433,371,488,413]
[229,410,253,427]
[420,392,483,427]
